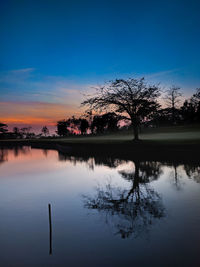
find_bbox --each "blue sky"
[0,0,200,128]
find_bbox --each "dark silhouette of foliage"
[56,120,69,136]
[79,119,89,134]
[0,123,8,138]
[181,100,196,123]
[91,112,121,134]
[164,86,182,124]
[81,78,161,140]
[151,108,172,126]
[191,88,200,122]
[12,127,22,138]
[66,117,80,134]
[41,126,49,137]
[57,117,89,136]
[180,88,200,124]
[102,112,121,132]
[91,115,105,134]
[20,127,33,139]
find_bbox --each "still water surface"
[0,147,200,266]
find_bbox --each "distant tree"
[79,119,89,134]
[151,108,171,127]
[20,127,32,139]
[56,120,69,136]
[91,115,106,134]
[0,123,8,137]
[191,88,200,105]
[164,86,182,124]
[13,127,19,134]
[191,88,200,122]
[81,78,160,140]
[26,132,36,139]
[91,112,121,134]
[69,117,81,134]
[84,111,97,134]
[102,112,121,132]
[180,88,200,123]
[13,127,22,138]
[64,117,89,135]
[181,100,196,123]
[41,126,49,137]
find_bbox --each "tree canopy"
[81,78,161,140]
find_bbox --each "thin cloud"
[9,68,35,74]
[145,68,181,79]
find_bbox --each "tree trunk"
[172,106,175,124]
[133,124,139,140]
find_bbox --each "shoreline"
[0,138,200,163]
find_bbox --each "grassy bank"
[1,124,200,144]
[0,125,200,162]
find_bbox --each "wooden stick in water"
[48,203,52,255]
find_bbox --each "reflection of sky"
[0,0,200,130]
[0,148,200,266]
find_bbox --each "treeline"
[0,125,51,139]
[56,86,200,137]
[0,78,200,139]
[56,112,122,136]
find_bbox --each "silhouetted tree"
[102,112,121,132]
[56,120,69,136]
[41,126,49,137]
[91,112,121,134]
[20,127,32,139]
[80,119,89,134]
[191,88,200,122]
[0,123,8,138]
[151,108,171,126]
[58,117,89,135]
[85,111,94,133]
[65,117,80,134]
[81,78,160,140]
[180,88,200,123]
[164,86,182,124]
[12,127,22,138]
[181,100,196,123]
[91,115,106,134]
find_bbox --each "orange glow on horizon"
[0,97,171,129]
[0,101,84,127]
[0,117,57,126]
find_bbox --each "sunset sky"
[0,0,200,132]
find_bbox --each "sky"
[0,0,200,132]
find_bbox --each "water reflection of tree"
[0,148,8,165]
[166,163,200,190]
[83,161,165,239]
[169,163,183,191]
[184,164,200,183]
[0,146,31,166]
[58,152,125,170]
[43,149,49,157]
[13,146,31,157]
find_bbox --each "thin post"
[48,203,52,255]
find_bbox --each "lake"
[0,146,200,266]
